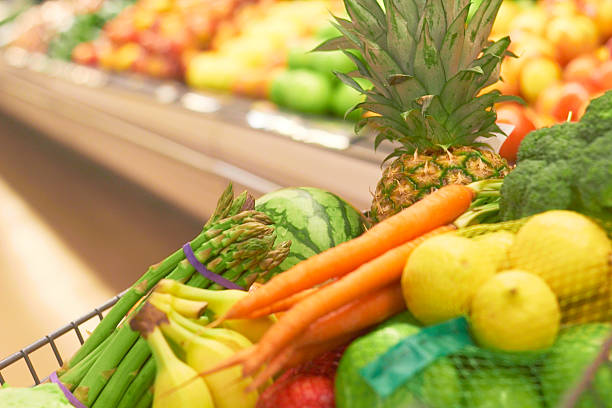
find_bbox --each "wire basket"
[0,291,126,387]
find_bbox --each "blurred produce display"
[3,0,612,124]
[484,0,612,158]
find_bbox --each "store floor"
[0,113,204,385]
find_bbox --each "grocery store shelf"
[0,48,385,217]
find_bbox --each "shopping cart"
[0,291,610,408]
[0,291,125,386]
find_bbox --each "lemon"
[470,270,560,352]
[402,235,497,325]
[473,231,515,272]
[509,210,612,300]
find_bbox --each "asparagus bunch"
[57,184,290,407]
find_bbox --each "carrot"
[239,225,455,377]
[246,284,404,389]
[222,184,473,321]
[296,282,405,348]
[247,332,358,391]
[244,279,336,319]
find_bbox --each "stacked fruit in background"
[185,0,341,98]
[72,0,257,78]
[484,0,612,160]
[264,25,371,119]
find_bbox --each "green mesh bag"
[343,211,612,408]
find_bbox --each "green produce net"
[340,212,612,408]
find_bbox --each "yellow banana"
[149,292,208,319]
[155,280,275,342]
[147,327,214,408]
[160,317,258,408]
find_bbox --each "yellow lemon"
[473,231,515,272]
[509,210,611,300]
[470,270,560,351]
[402,235,496,325]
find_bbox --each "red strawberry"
[257,374,335,408]
[256,346,347,408]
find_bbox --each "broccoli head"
[499,160,575,221]
[516,122,585,163]
[500,92,612,229]
[578,90,612,143]
[572,132,612,222]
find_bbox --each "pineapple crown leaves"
[315,0,523,159]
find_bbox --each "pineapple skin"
[370,147,509,222]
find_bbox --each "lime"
[402,234,497,325]
[470,270,560,351]
[541,323,612,408]
[509,210,612,299]
[464,368,542,408]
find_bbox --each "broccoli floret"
[499,91,612,231]
[500,160,574,221]
[572,132,612,217]
[517,122,585,163]
[578,90,612,143]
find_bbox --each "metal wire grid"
[0,291,126,386]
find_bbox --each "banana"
[147,327,214,408]
[150,292,208,319]
[155,279,276,342]
[149,292,253,351]
[160,316,259,408]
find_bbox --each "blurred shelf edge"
[0,48,385,217]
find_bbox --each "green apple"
[335,321,462,408]
[282,70,333,115]
[315,23,341,41]
[464,369,542,408]
[330,84,364,121]
[269,69,293,107]
[541,323,612,408]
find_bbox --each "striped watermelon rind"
[255,187,366,274]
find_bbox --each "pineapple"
[318,0,520,222]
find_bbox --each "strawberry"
[256,346,347,408]
[257,374,335,408]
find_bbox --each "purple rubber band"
[182,243,245,290]
[49,372,87,408]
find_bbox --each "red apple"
[551,82,591,122]
[497,103,537,164]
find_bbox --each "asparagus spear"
[59,333,115,390]
[92,338,150,408]
[175,222,274,287]
[74,323,140,405]
[134,387,153,408]
[254,240,292,283]
[116,358,155,408]
[204,183,235,227]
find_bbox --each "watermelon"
[255,187,366,274]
